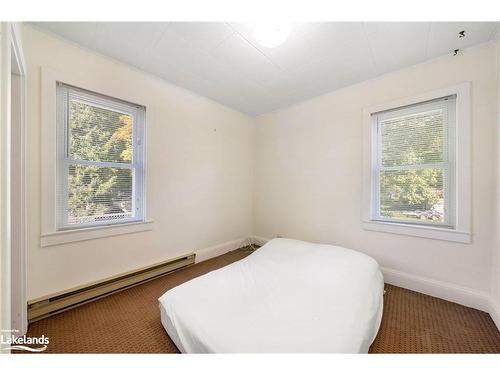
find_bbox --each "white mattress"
[159,238,384,353]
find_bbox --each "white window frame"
[362,83,471,243]
[372,97,456,228]
[41,67,152,247]
[56,83,145,230]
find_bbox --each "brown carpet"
[25,247,500,354]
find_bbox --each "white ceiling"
[31,22,499,116]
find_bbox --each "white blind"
[373,96,456,226]
[56,84,145,230]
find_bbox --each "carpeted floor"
[25,247,500,354]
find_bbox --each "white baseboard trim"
[248,235,271,246]
[381,266,491,312]
[195,238,249,263]
[489,298,500,331]
[195,236,272,263]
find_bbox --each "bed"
[158,238,384,353]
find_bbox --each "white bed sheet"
[158,238,384,353]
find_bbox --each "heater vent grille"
[28,253,195,322]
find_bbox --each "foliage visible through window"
[57,84,145,229]
[373,97,455,226]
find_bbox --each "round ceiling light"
[253,22,292,48]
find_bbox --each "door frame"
[0,22,27,339]
[10,22,27,336]
[0,21,13,343]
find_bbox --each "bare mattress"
[158,238,384,353]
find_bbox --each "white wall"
[24,25,255,300]
[255,42,498,296]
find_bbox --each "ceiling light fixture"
[253,22,292,48]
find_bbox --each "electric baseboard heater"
[28,253,195,322]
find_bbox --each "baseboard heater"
[27,253,196,322]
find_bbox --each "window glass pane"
[379,168,444,224]
[381,108,445,167]
[69,100,133,164]
[67,165,133,225]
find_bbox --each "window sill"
[40,220,153,247]
[362,220,471,243]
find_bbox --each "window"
[56,83,145,230]
[362,83,471,243]
[372,96,456,227]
